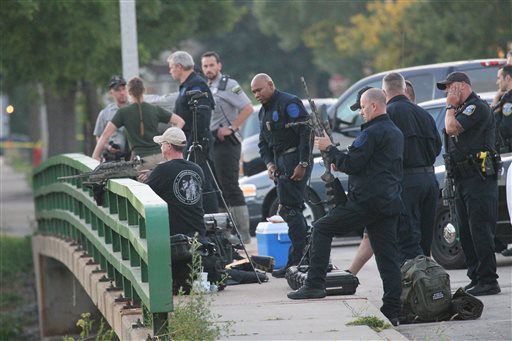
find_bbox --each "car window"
[335,80,382,126]
[406,74,435,103]
[463,68,499,94]
[240,110,260,139]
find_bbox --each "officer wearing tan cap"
[146,127,207,238]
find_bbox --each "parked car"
[328,58,507,135]
[240,98,337,176]
[239,92,512,269]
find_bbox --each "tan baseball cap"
[153,127,187,146]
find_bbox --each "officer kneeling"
[287,89,403,326]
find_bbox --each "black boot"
[467,282,501,296]
[287,285,326,300]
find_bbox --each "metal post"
[119,0,139,80]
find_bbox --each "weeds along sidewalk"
[210,277,407,340]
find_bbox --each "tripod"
[186,92,261,283]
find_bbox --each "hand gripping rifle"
[441,131,458,228]
[300,77,347,207]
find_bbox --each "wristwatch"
[298,161,309,168]
[446,104,456,110]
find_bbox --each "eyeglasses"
[159,142,169,146]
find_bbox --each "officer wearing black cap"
[251,73,313,278]
[350,86,373,111]
[383,72,442,262]
[288,88,403,327]
[440,71,501,296]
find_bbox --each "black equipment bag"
[286,265,359,295]
[170,234,193,262]
[285,227,360,295]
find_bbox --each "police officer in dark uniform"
[383,72,442,261]
[288,89,403,326]
[440,71,501,296]
[167,50,219,213]
[250,73,313,278]
[493,65,512,153]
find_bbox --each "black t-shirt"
[146,159,206,237]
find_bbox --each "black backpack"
[400,255,452,322]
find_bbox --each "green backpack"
[400,255,452,323]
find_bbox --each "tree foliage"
[197,9,331,97]
[253,0,511,83]
[0,0,242,156]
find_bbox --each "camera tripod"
[186,92,262,283]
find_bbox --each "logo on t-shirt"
[173,170,202,205]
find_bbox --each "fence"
[32,153,172,336]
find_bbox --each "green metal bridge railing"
[33,153,172,336]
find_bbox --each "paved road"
[329,243,512,341]
[0,156,35,236]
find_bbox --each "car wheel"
[268,189,324,226]
[431,204,466,269]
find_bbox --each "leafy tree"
[253,1,367,81]
[197,9,331,97]
[0,0,242,157]
[401,0,511,64]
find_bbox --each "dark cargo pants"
[306,201,402,318]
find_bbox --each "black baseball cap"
[109,75,127,90]
[436,72,471,90]
[350,86,373,111]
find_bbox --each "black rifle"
[441,131,458,228]
[58,157,143,186]
[300,77,347,207]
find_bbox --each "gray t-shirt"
[209,73,251,131]
[93,103,127,151]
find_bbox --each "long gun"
[441,131,458,227]
[58,157,143,186]
[300,77,347,207]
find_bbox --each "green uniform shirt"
[111,102,171,157]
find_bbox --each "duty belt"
[403,166,434,175]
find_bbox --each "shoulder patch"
[286,103,300,118]
[231,85,242,95]
[503,102,512,117]
[352,131,368,148]
[463,104,476,116]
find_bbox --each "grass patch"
[0,235,35,340]
[346,315,391,332]
[167,238,233,341]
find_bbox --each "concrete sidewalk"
[0,156,35,236]
[0,155,408,340]
[210,241,408,341]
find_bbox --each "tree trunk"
[81,81,100,156]
[44,87,77,157]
